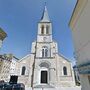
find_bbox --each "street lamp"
[0,27,7,49]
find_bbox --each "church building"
[16,5,75,89]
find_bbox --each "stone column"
[49,68,56,86]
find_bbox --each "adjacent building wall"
[0,54,12,82]
[0,54,18,82]
[69,0,90,90]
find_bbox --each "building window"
[41,25,44,34]
[21,66,26,75]
[63,66,67,75]
[46,25,49,34]
[42,46,48,58]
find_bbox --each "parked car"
[0,82,25,90]
[0,76,25,90]
[0,80,5,90]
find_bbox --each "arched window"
[21,66,26,75]
[42,46,48,58]
[41,25,44,34]
[45,49,48,57]
[42,49,44,57]
[63,66,67,75]
[46,25,49,34]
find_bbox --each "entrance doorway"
[41,71,48,84]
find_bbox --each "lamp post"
[0,27,7,49]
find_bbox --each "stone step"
[33,88,56,90]
[25,86,81,90]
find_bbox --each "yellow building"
[70,0,90,90]
[0,27,7,48]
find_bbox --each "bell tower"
[32,5,57,88]
[37,5,52,42]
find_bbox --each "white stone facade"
[16,6,75,89]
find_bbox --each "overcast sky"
[0,0,77,63]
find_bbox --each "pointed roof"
[40,5,50,22]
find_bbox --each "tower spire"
[40,3,50,22]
